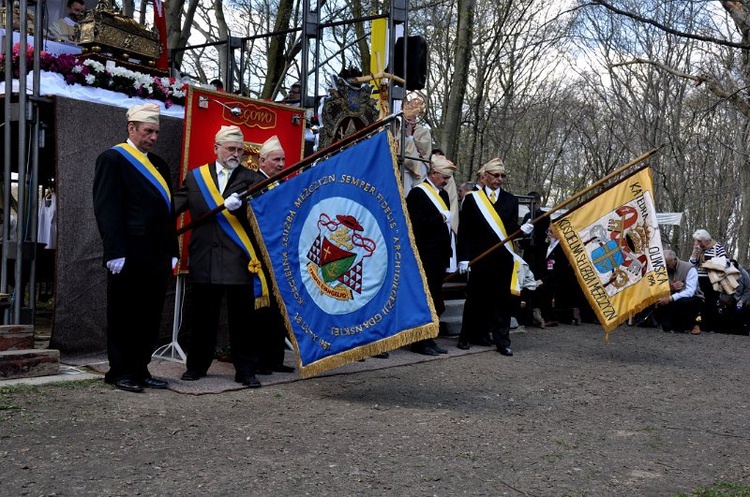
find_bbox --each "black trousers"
[255,303,288,369]
[655,296,702,332]
[459,271,512,349]
[185,283,257,377]
[105,264,168,383]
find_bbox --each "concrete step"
[0,325,34,352]
[0,349,60,380]
[441,299,465,335]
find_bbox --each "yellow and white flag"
[551,167,670,337]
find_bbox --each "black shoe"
[411,344,439,356]
[374,352,390,359]
[430,343,448,354]
[180,370,204,381]
[142,377,168,389]
[256,367,274,375]
[498,347,513,356]
[114,378,143,393]
[471,337,492,347]
[235,374,262,388]
[271,364,295,373]
[457,340,470,350]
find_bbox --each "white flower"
[71,65,83,74]
[85,74,95,85]
[172,89,185,98]
[160,77,170,86]
[82,59,105,73]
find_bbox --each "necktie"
[489,190,496,204]
[218,168,230,193]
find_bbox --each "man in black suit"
[174,125,267,388]
[456,158,533,356]
[406,155,457,355]
[253,135,296,374]
[93,103,178,393]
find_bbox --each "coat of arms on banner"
[303,209,384,312]
[582,203,654,297]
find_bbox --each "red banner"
[152,0,169,70]
[177,87,306,272]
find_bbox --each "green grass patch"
[678,482,750,497]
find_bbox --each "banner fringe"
[298,321,439,379]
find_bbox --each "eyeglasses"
[486,172,507,179]
[217,144,244,154]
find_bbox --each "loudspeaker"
[394,36,428,90]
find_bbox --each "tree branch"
[590,0,750,49]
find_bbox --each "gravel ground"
[2,323,750,496]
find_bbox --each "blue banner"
[249,131,437,377]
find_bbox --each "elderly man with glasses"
[174,125,267,388]
[456,158,533,356]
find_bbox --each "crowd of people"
[93,104,295,393]
[647,229,750,336]
[93,97,749,393]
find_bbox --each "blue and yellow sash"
[193,164,269,308]
[468,189,530,296]
[113,143,171,211]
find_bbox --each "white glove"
[224,192,242,211]
[106,257,125,274]
[171,257,178,270]
[442,210,452,225]
[458,261,470,274]
[520,222,534,235]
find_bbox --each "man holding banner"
[253,136,296,375]
[174,125,269,388]
[456,158,533,355]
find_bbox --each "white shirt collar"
[126,139,147,156]
[484,186,500,197]
[425,177,441,191]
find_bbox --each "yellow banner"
[551,167,670,336]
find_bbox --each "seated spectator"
[655,249,704,334]
[714,259,750,335]
[689,229,727,331]
[48,0,85,43]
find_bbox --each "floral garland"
[0,43,186,108]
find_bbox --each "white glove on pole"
[224,192,242,211]
[171,257,178,270]
[106,257,125,274]
[458,261,470,274]
[520,222,534,235]
[442,210,452,225]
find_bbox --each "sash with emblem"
[192,164,269,308]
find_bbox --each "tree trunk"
[167,0,200,71]
[260,0,294,100]
[439,0,475,159]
